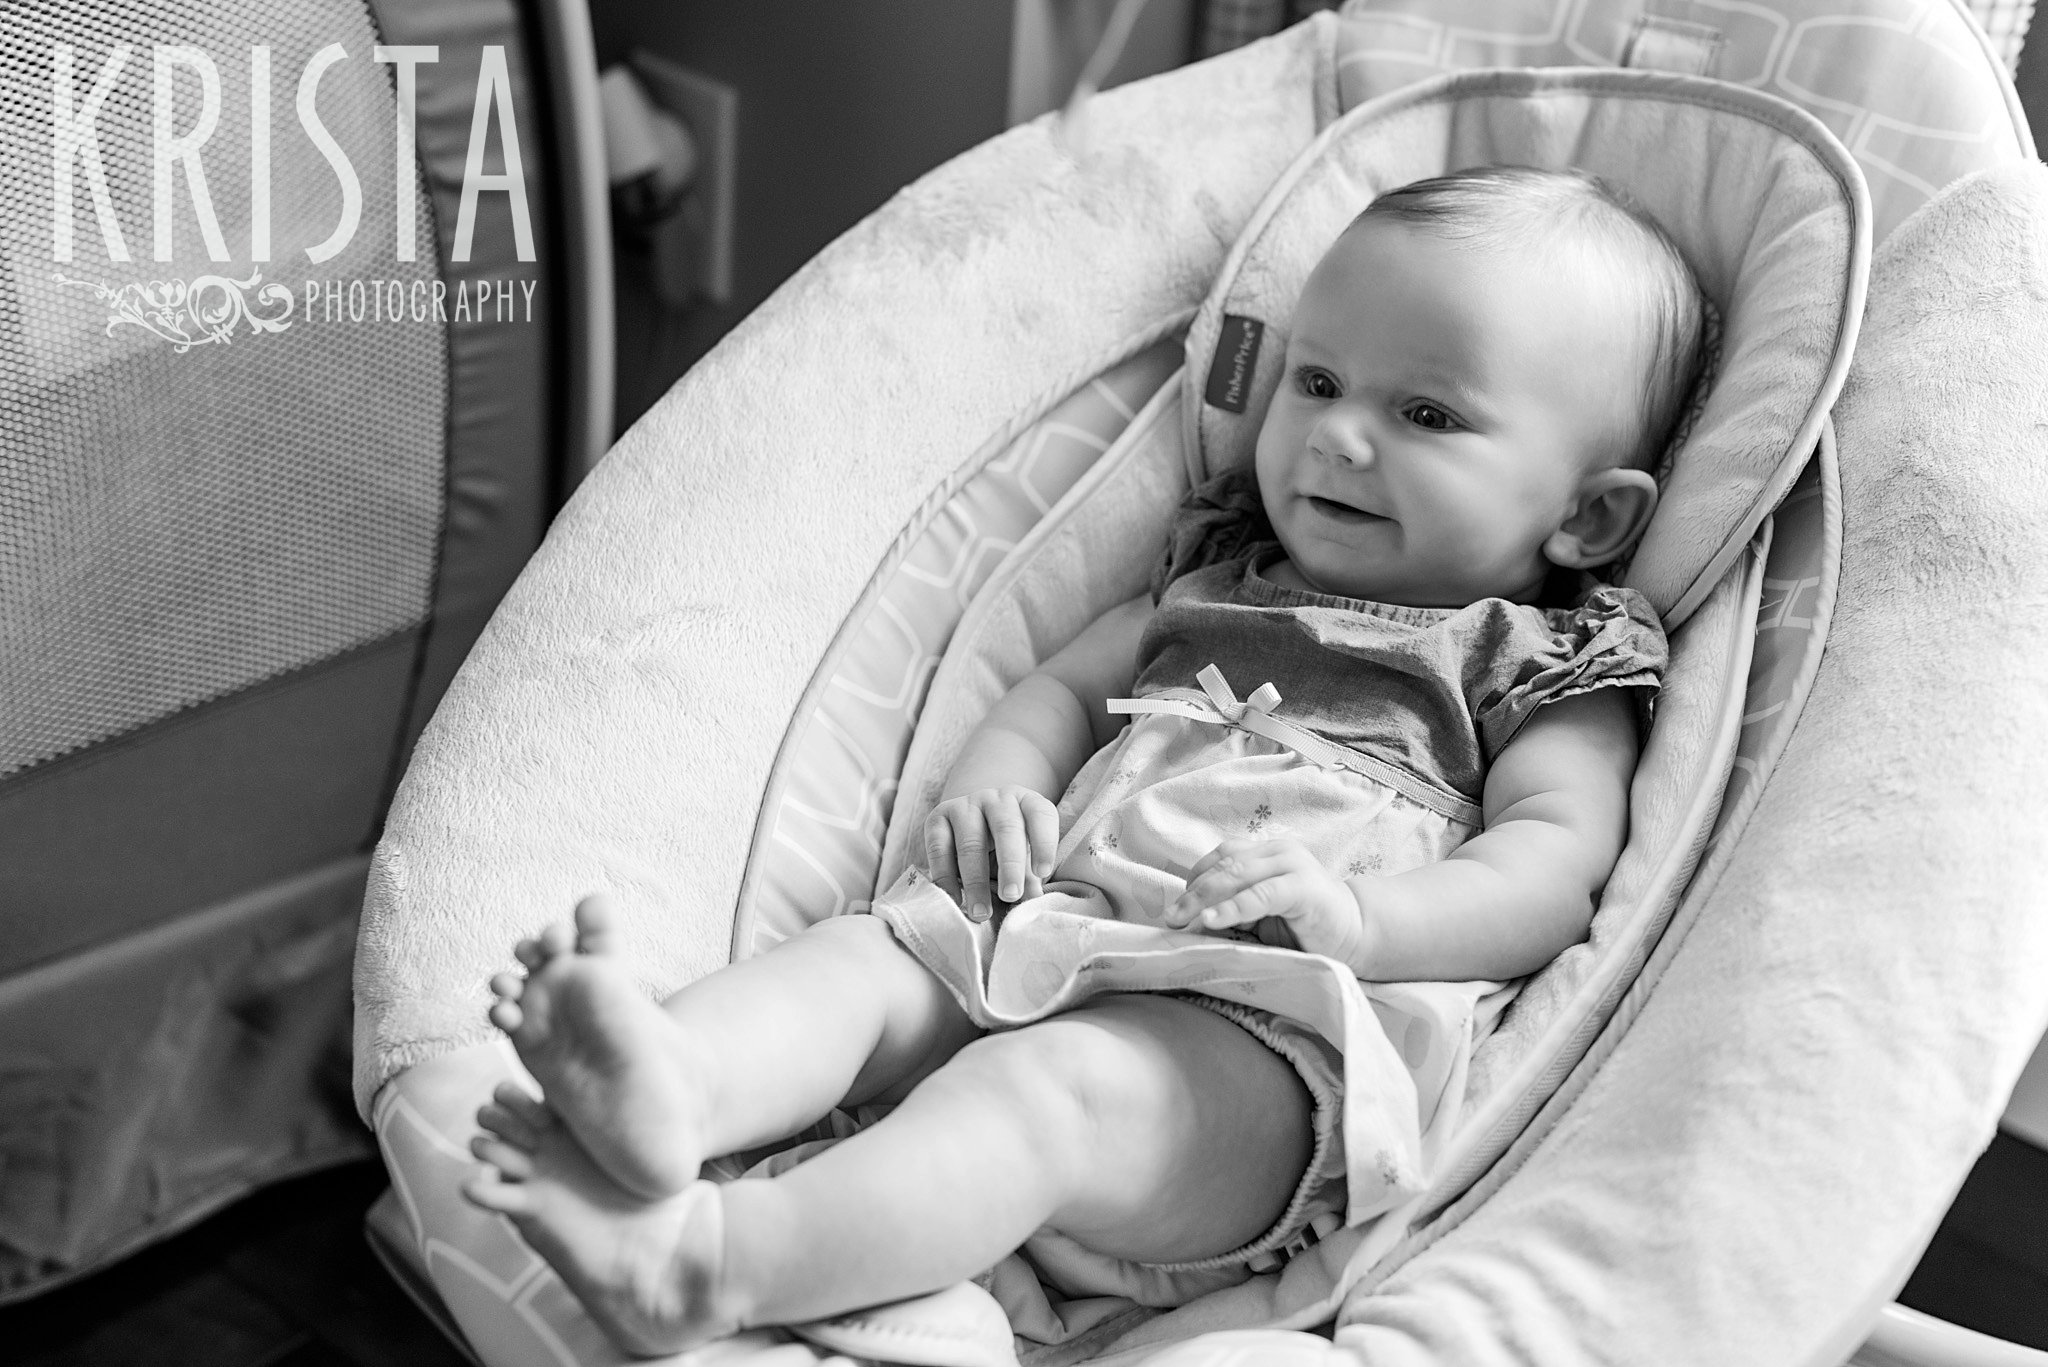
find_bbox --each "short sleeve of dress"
[1474,584,1669,761]
[1149,466,1274,601]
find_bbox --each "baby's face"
[1254,218,1645,606]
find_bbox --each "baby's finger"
[1172,848,1277,917]
[1162,878,1250,929]
[1185,867,1304,932]
[1198,874,1301,929]
[1189,894,1268,931]
[983,792,1033,904]
[949,809,995,922]
[1022,795,1060,885]
[1183,837,1264,885]
[924,812,961,895]
[1183,846,1225,884]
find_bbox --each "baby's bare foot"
[464,1097,741,1356]
[488,895,707,1199]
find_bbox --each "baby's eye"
[1405,402,1458,431]
[1295,367,1340,400]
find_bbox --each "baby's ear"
[1544,468,1659,569]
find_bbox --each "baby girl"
[462,166,1704,1355]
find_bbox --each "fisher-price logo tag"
[1204,314,1263,414]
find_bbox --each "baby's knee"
[784,912,970,1064]
[937,1030,1098,1176]
[791,910,916,963]
[945,1017,1164,1147]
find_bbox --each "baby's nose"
[1310,414,1374,467]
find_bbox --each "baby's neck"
[1263,557,1323,596]
[1263,555,1553,608]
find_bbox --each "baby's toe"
[471,1134,535,1180]
[492,1082,555,1131]
[462,1168,535,1216]
[512,938,548,971]
[488,999,526,1035]
[540,922,578,958]
[477,1102,541,1151]
[489,970,526,1003]
[572,894,624,956]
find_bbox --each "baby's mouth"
[1306,494,1384,524]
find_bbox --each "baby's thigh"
[988,994,1315,1264]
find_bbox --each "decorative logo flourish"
[52,271,294,352]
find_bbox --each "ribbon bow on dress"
[1105,664,1482,827]
[1106,663,1353,770]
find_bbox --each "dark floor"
[1899,1130,2048,1350]
[3,1133,2045,1365]
[3,1163,469,1367]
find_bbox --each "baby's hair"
[1353,165,1705,472]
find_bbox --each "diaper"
[1011,994,1349,1310]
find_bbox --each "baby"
[463,166,1704,1356]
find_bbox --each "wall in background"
[1008,0,1195,125]
[588,1,1015,431]
[2019,18,2048,142]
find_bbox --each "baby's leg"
[489,897,978,1199]
[470,994,1314,1353]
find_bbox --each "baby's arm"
[1353,687,1638,980]
[1170,687,1639,981]
[926,594,1152,918]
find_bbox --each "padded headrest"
[1184,67,1870,626]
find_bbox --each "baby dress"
[873,467,1667,1254]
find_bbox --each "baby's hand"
[1166,838,1372,966]
[925,786,1058,923]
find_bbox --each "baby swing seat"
[354,6,2048,1366]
